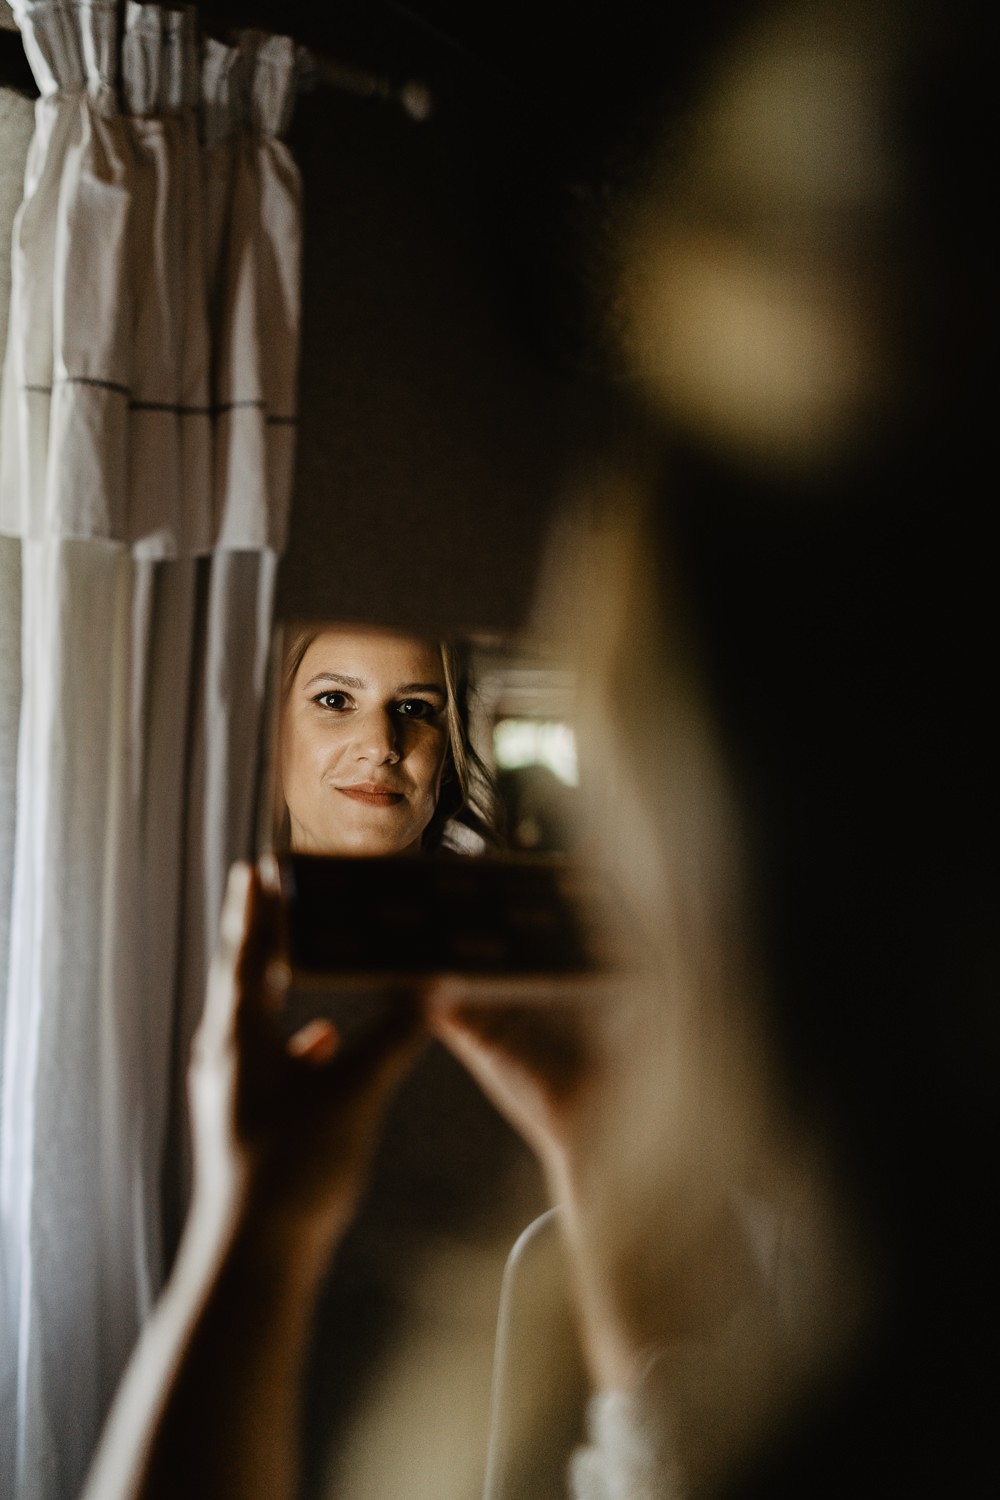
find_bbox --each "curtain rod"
[0,16,433,120]
[298,50,433,122]
[197,4,434,122]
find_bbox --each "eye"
[395,698,438,721]
[314,691,352,711]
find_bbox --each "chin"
[302,825,421,858]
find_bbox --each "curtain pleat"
[0,5,302,1496]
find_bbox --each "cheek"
[403,732,447,815]
[281,717,341,805]
[278,717,295,802]
[421,735,449,798]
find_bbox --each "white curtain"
[0,6,301,1497]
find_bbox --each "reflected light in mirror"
[493,718,578,787]
[469,635,580,855]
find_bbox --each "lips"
[336,783,405,807]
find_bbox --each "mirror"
[257,620,581,861]
[252,619,622,1019]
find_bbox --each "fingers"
[233,870,288,1036]
[196,861,255,1061]
[195,861,290,1067]
[287,1018,340,1064]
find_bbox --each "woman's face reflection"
[280,627,450,856]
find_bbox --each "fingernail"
[288,1019,339,1064]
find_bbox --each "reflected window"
[493,719,578,787]
[469,638,579,854]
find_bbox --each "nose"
[355,706,400,765]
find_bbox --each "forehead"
[296,627,443,687]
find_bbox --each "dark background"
[1,2,992,1494]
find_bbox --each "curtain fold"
[0,6,302,1496]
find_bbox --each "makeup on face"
[279,627,450,858]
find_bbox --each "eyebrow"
[304,673,366,690]
[303,672,445,697]
[396,682,446,697]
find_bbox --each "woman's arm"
[81,862,425,1500]
[429,980,797,1500]
[428,984,755,1385]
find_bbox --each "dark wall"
[275,81,581,636]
